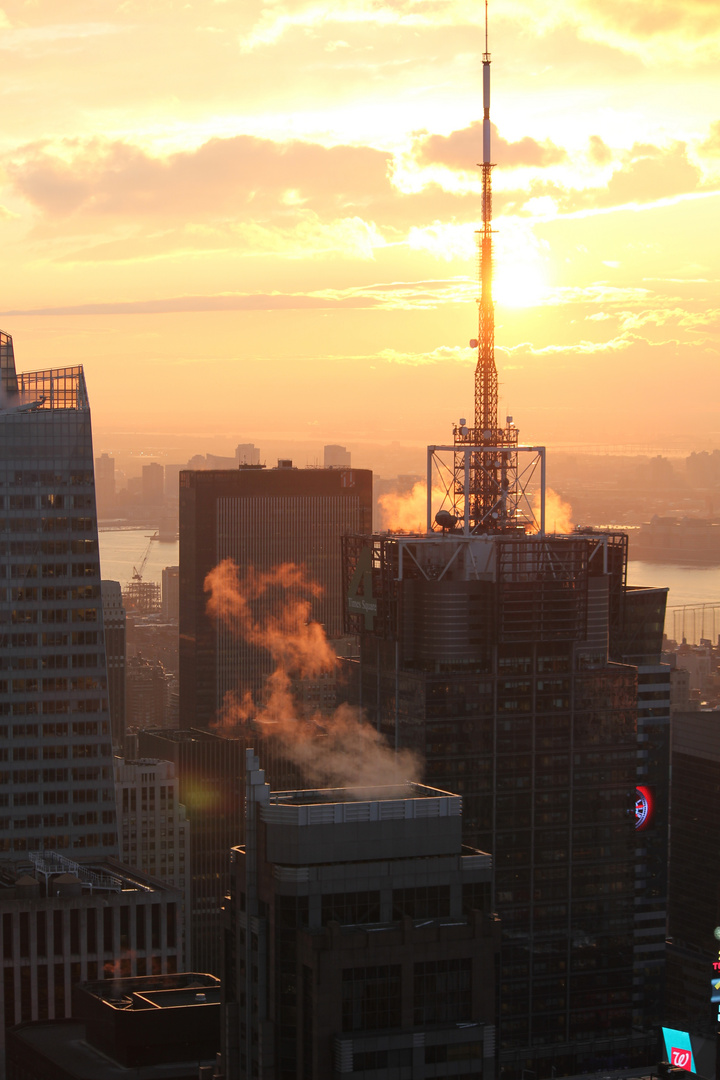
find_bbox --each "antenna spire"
[452,0,521,532]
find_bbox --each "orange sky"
[0,0,718,470]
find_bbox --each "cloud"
[0,291,383,317]
[588,135,613,166]
[0,278,472,316]
[415,121,567,171]
[7,135,394,219]
[699,121,720,156]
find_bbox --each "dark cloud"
[7,135,394,219]
[600,141,702,204]
[0,292,382,316]
[415,121,567,171]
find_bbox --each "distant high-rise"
[179,464,372,729]
[0,330,117,860]
[323,443,351,469]
[141,461,164,505]
[94,452,115,514]
[235,442,260,466]
[161,564,180,621]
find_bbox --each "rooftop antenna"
[450,0,526,533]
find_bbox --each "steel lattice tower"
[453,2,520,532]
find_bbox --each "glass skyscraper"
[0,331,117,860]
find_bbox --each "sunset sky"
[0,0,718,470]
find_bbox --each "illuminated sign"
[663,1027,717,1078]
[635,785,654,830]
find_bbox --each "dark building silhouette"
[224,752,498,1080]
[7,973,219,1079]
[179,464,372,730]
[0,330,118,860]
[137,727,301,978]
[138,728,244,976]
[666,709,720,1038]
[102,579,126,753]
[344,528,669,1076]
[0,856,183,1067]
[126,654,170,730]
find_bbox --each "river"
[96,530,720,643]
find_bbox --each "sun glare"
[493,261,548,308]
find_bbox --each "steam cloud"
[204,559,420,789]
[377,480,441,532]
[532,487,575,534]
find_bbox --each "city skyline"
[0,2,717,456]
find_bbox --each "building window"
[341,966,401,1032]
[413,958,472,1025]
[321,891,380,926]
[392,885,450,920]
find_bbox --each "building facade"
[7,973,220,1080]
[666,708,720,1039]
[0,331,117,860]
[224,751,498,1080]
[344,528,669,1077]
[179,464,372,730]
[0,854,183,1070]
[101,579,126,753]
[114,757,191,946]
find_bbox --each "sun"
[493,260,548,308]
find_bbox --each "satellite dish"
[435,510,458,530]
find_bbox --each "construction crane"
[132,533,158,583]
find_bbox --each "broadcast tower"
[452,0,522,534]
[343,7,669,1072]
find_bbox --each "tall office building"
[115,756,191,958]
[102,579,126,753]
[0,331,117,860]
[142,462,165,506]
[224,751,498,1080]
[162,565,180,621]
[665,709,720,1038]
[179,464,372,729]
[344,528,668,1076]
[94,452,115,514]
[138,727,303,977]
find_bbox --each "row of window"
[341,960,472,1031]
[5,787,114,806]
[0,494,93,510]
[1,516,95,534]
[0,469,93,486]
[0,698,107,716]
[0,630,98,648]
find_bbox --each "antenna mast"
[452,0,521,532]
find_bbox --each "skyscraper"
[224,751,498,1080]
[344,528,668,1075]
[0,330,117,859]
[179,463,372,729]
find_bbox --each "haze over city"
[0,0,718,461]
